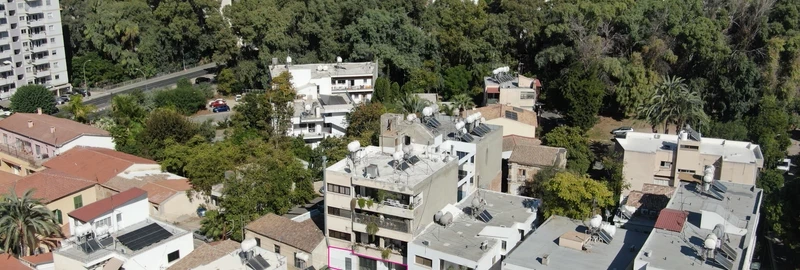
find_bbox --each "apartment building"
[290,94,353,148]
[269,57,377,104]
[0,112,113,176]
[380,109,503,200]
[482,67,539,110]
[614,126,764,197]
[325,145,458,270]
[0,0,70,99]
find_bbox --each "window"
[505,111,518,120]
[116,213,122,223]
[307,123,314,132]
[456,151,468,160]
[95,217,111,227]
[167,250,180,262]
[520,91,536,99]
[51,50,56,55]
[18,16,24,21]
[47,13,53,18]
[327,184,351,195]
[345,258,352,270]
[52,62,58,68]
[328,207,351,218]
[518,169,526,176]
[35,144,40,156]
[502,240,507,250]
[20,29,25,34]
[53,209,62,224]
[255,237,261,247]
[485,149,488,165]
[55,75,59,80]
[17,3,22,9]
[294,254,307,269]
[404,136,411,145]
[274,244,281,254]
[48,25,53,31]
[46,0,52,6]
[680,145,699,150]
[359,257,377,270]
[678,169,696,174]
[73,195,83,209]
[415,256,433,268]
[660,161,672,169]
[329,230,351,241]
[50,38,55,43]
[654,178,669,186]
[3,134,7,144]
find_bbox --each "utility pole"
[322,156,329,247]
[82,60,92,90]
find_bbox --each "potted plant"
[381,248,391,260]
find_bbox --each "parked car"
[195,77,212,84]
[777,158,792,173]
[235,94,243,102]
[212,105,230,113]
[610,126,633,136]
[0,110,11,116]
[207,98,226,108]
[55,96,69,104]
[75,89,91,97]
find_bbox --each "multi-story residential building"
[408,190,539,270]
[54,188,194,270]
[167,239,287,270]
[325,145,458,270]
[614,126,764,197]
[379,110,503,200]
[0,112,112,176]
[269,58,377,104]
[482,68,539,110]
[0,0,70,99]
[463,104,537,138]
[290,94,353,148]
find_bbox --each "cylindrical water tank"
[590,215,603,228]
[434,211,444,224]
[347,141,361,152]
[440,212,453,225]
[704,234,718,249]
[241,238,258,251]
[455,121,465,130]
[75,223,92,236]
[393,151,404,161]
[703,173,713,183]
[601,223,616,237]
[406,114,416,121]
[423,107,433,116]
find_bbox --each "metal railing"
[0,143,37,165]
[354,212,410,233]
[87,61,209,92]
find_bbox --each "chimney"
[542,255,549,266]
[37,108,42,115]
[27,120,33,128]
[50,126,55,134]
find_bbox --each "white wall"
[68,197,149,236]
[57,136,115,154]
[123,232,194,270]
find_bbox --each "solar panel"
[408,155,421,165]
[478,210,493,223]
[247,254,271,270]
[705,188,724,200]
[598,229,613,243]
[79,239,102,254]
[426,118,441,128]
[714,252,734,270]
[478,124,492,133]
[117,223,173,251]
[720,242,739,259]
[461,134,474,142]
[471,128,486,137]
[619,208,633,219]
[712,180,728,193]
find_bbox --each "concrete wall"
[1,128,58,160]
[408,239,500,270]
[474,127,503,191]
[58,136,115,154]
[245,230,326,270]
[124,232,194,270]
[498,88,536,110]
[621,151,658,196]
[68,196,149,235]
[508,163,540,196]
[52,252,89,270]
[154,191,204,222]
[410,160,458,233]
[48,185,100,227]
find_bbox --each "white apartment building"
[0,0,70,99]
[269,57,377,104]
[290,94,353,148]
[325,145,459,270]
[54,187,194,270]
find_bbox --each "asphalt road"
[84,63,218,110]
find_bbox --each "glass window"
[329,230,351,241]
[327,184,351,195]
[50,38,55,43]
[51,50,56,55]
[167,250,180,262]
[73,195,83,209]
[294,254,307,269]
[415,256,433,267]
[359,257,377,270]
[48,25,53,31]
[95,216,111,227]
[274,244,280,254]
[52,209,62,224]
[520,91,536,99]
[660,161,672,169]
[116,213,122,222]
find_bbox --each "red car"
[208,99,226,109]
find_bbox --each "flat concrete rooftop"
[616,132,763,164]
[504,215,649,270]
[412,190,538,262]
[269,61,376,79]
[327,146,455,188]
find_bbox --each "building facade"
[0,0,70,99]
[289,94,353,148]
[269,59,377,104]
[244,214,326,270]
[482,69,539,111]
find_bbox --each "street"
[191,111,233,124]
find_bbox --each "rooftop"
[412,190,539,262]
[483,74,540,93]
[503,215,650,270]
[509,144,565,167]
[103,171,190,205]
[293,94,353,117]
[0,254,29,270]
[269,61,376,79]
[246,213,324,253]
[43,147,159,184]
[0,169,95,203]
[19,253,53,267]
[0,113,109,147]
[463,104,538,130]
[616,131,763,164]
[169,240,285,270]
[327,145,456,189]
[624,184,677,211]
[57,219,190,264]
[166,240,239,270]
[635,182,763,270]
[68,187,147,223]
[502,135,541,152]
[382,113,502,145]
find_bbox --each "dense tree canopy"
[10,85,57,114]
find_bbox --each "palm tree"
[639,76,707,134]
[65,95,97,124]
[450,94,475,114]
[394,94,430,115]
[0,189,63,256]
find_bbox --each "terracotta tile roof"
[502,135,541,151]
[43,147,158,184]
[0,113,109,147]
[625,184,676,211]
[104,173,191,205]
[0,169,95,203]
[19,253,52,266]
[167,240,240,270]
[0,171,22,186]
[0,254,30,270]
[509,144,566,167]
[68,187,147,223]
[246,213,324,253]
[654,209,688,233]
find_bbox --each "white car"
[777,158,792,172]
[235,94,243,102]
[0,110,11,116]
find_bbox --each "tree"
[0,190,63,256]
[136,108,210,159]
[542,127,594,174]
[748,96,791,169]
[216,68,237,96]
[153,79,208,115]
[639,76,708,134]
[372,78,393,103]
[541,171,613,219]
[450,94,475,113]
[64,95,96,123]
[346,102,387,146]
[394,94,430,115]
[559,65,606,130]
[442,65,470,99]
[10,85,58,114]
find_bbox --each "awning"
[295,252,310,261]
[486,86,500,94]
[102,258,123,270]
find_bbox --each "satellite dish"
[393,151,404,161]
[241,238,258,251]
[589,215,602,228]
[336,56,342,63]
[347,141,361,152]
[704,234,718,249]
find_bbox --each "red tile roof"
[0,169,95,203]
[0,254,30,270]
[246,213,324,253]
[43,147,158,184]
[654,209,689,233]
[19,253,53,266]
[140,179,192,205]
[68,187,147,223]
[0,113,109,147]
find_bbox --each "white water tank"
[347,141,361,152]
[241,238,258,251]
[589,215,602,228]
[704,234,718,249]
[434,211,444,224]
[406,114,417,121]
[423,107,434,116]
[601,223,617,237]
[75,223,92,237]
[680,131,688,140]
[393,151,404,161]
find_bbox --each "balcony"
[331,84,372,92]
[0,143,48,167]
[354,211,410,234]
[27,31,46,40]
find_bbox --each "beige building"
[463,104,537,138]
[244,214,325,270]
[483,71,540,110]
[615,127,764,197]
[502,135,566,195]
[168,239,287,270]
[325,145,458,270]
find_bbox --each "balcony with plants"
[353,186,415,218]
[352,233,407,262]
